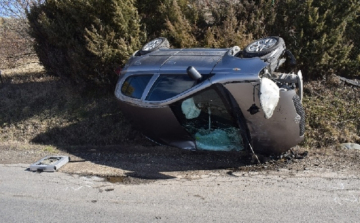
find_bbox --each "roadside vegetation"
[0,0,359,153]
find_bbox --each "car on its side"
[115,36,304,154]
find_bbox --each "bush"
[196,0,360,78]
[271,0,360,79]
[135,0,169,39]
[345,7,360,77]
[158,0,359,78]
[27,0,144,89]
[136,0,202,48]
[27,0,359,89]
[159,0,200,47]
[201,0,276,48]
[153,0,359,79]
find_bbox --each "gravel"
[1,142,360,183]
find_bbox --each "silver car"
[115,36,304,154]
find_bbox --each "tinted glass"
[146,75,196,101]
[121,75,152,99]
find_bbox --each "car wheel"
[140,37,170,55]
[243,36,285,58]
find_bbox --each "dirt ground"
[1,23,359,187]
[1,141,359,184]
[1,61,359,184]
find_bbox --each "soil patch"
[1,142,359,184]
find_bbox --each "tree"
[272,0,360,78]
[136,0,202,47]
[27,0,144,88]
[0,0,43,38]
[159,0,200,47]
[0,0,41,68]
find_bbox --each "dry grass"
[0,18,35,69]
[1,19,144,150]
[303,78,360,148]
[0,58,359,152]
[0,58,142,150]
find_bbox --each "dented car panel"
[225,83,304,154]
[115,36,305,154]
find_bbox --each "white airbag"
[260,77,280,119]
[181,98,201,119]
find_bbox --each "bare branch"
[0,0,43,69]
[0,0,43,19]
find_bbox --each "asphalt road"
[1,164,360,223]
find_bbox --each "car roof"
[123,48,268,79]
[126,48,229,74]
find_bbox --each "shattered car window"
[171,88,244,151]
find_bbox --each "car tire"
[243,36,285,58]
[139,37,170,55]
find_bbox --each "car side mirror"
[187,66,202,80]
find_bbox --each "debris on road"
[29,156,69,172]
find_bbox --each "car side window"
[121,75,152,99]
[170,87,244,151]
[146,75,196,101]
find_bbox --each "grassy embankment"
[1,58,359,153]
[0,58,142,152]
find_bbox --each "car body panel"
[116,99,196,149]
[115,38,305,154]
[225,83,304,154]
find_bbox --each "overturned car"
[115,37,305,154]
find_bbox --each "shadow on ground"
[34,136,252,180]
[1,70,252,180]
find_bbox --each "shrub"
[271,0,360,78]
[0,18,35,69]
[345,7,360,77]
[201,0,276,48]
[135,0,168,39]
[27,0,359,89]
[159,0,200,47]
[137,0,204,48]
[197,0,360,78]
[27,0,144,89]
[162,0,359,79]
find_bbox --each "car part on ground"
[115,37,305,155]
[30,156,69,172]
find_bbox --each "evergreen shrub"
[271,0,360,78]
[27,0,144,88]
[27,0,360,89]
[157,0,359,78]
